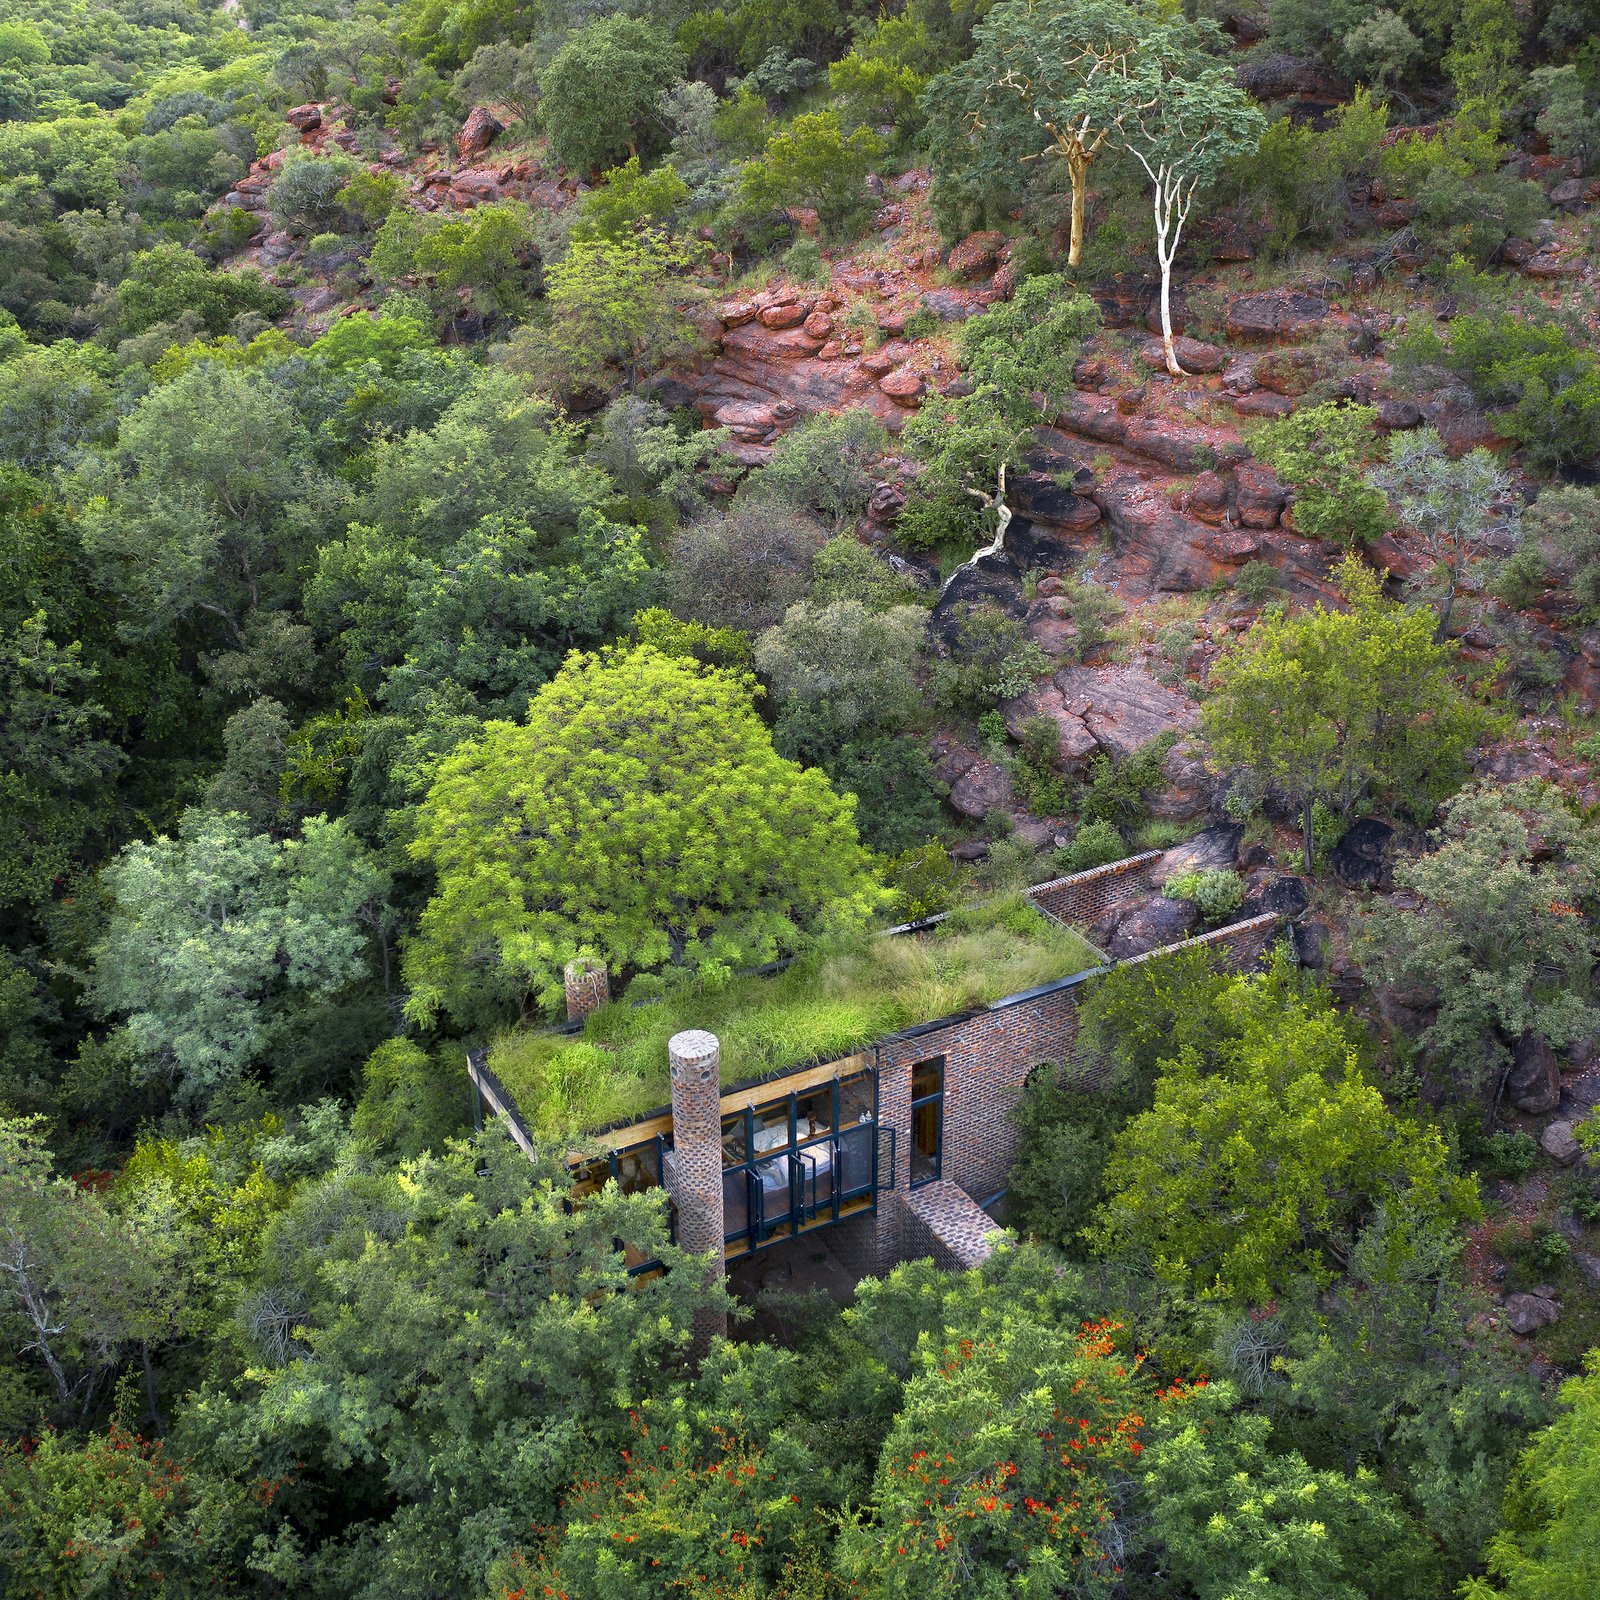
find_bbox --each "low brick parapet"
[905,1180,1008,1270]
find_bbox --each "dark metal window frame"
[909,1055,945,1189]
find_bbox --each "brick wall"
[1026,852,1162,931]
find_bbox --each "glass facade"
[717,1068,880,1257]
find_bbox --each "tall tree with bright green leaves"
[1091,953,1481,1304]
[404,645,882,1024]
[1201,558,1493,871]
[923,0,1149,265]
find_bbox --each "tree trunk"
[1066,150,1089,268]
[1160,263,1182,377]
[1435,574,1456,643]
[1301,798,1315,875]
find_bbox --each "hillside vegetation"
[5,0,1600,1594]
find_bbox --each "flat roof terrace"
[484,892,1104,1143]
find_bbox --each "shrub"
[1008,1072,1127,1251]
[1252,402,1388,544]
[894,488,984,552]
[306,232,343,266]
[1504,1222,1572,1281]
[808,535,913,609]
[885,840,961,921]
[668,500,825,632]
[1233,560,1284,602]
[933,602,1050,711]
[781,236,826,282]
[1080,731,1180,829]
[902,305,941,341]
[739,113,883,239]
[1165,867,1247,922]
[1054,819,1126,876]
[541,17,684,174]
[1469,1128,1539,1182]
[268,151,360,237]
[1440,312,1600,471]
[743,409,888,533]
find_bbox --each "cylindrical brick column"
[667,1028,727,1353]
[563,958,610,1023]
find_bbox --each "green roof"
[487,894,1102,1140]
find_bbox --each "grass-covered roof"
[488,894,1102,1139]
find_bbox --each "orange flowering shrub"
[837,1316,1194,1597]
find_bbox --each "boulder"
[1233,392,1294,419]
[946,230,1007,279]
[999,684,1101,771]
[1231,461,1289,529]
[1091,477,1247,594]
[1540,1121,1583,1165]
[1503,1291,1561,1334]
[1157,823,1243,879]
[1225,288,1332,343]
[1187,470,1231,524]
[1150,736,1217,821]
[713,400,780,441]
[860,341,910,377]
[1523,248,1584,279]
[1331,818,1394,890]
[867,481,906,523]
[1375,398,1424,429]
[1011,473,1102,532]
[1237,53,1347,102]
[930,553,1029,642]
[802,310,832,339]
[921,289,982,321]
[286,102,323,132]
[1548,177,1586,210]
[1244,875,1310,917]
[1508,1033,1563,1116]
[1052,664,1201,761]
[1139,335,1227,374]
[718,299,759,329]
[1122,417,1246,473]
[879,365,926,406]
[1106,896,1201,958]
[758,302,808,330]
[448,167,515,206]
[457,106,504,160]
[1204,525,1263,564]
[1292,916,1330,967]
[948,760,1015,819]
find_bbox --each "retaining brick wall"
[1026,852,1162,930]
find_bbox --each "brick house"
[468,854,1279,1304]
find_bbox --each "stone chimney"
[562,958,610,1023]
[667,1028,728,1354]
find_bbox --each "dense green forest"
[5,0,1600,1592]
